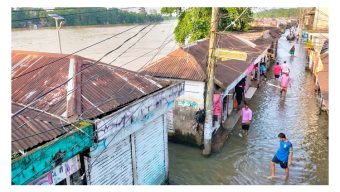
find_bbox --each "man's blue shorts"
[272,155,288,169]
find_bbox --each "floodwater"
[168,30,329,185]
[12,21,178,72]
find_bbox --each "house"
[315,40,329,113]
[141,30,280,148]
[11,50,184,185]
[301,8,329,114]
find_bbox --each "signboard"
[215,49,247,61]
[304,40,313,48]
[29,155,80,185]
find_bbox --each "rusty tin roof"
[12,50,169,152]
[142,32,274,89]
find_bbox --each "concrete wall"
[168,80,205,146]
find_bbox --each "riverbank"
[11,20,177,31]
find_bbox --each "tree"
[150,9,158,15]
[253,8,299,18]
[139,7,147,15]
[12,7,164,28]
[161,7,253,45]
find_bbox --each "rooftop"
[12,50,169,153]
[141,29,278,89]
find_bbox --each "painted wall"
[29,155,80,185]
[169,80,205,146]
[12,123,94,185]
[87,82,184,185]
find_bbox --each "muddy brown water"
[12,21,178,72]
[168,30,328,185]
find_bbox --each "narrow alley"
[168,30,329,185]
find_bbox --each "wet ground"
[168,30,329,185]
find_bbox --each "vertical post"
[203,7,219,156]
[55,19,62,54]
[162,114,169,183]
[130,134,138,184]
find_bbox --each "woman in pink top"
[213,92,222,127]
[273,62,282,80]
[241,101,252,136]
[280,73,292,96]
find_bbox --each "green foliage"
[12,7,164,28]
[12,7,53,28]
[219,8,253,32]
[254,8,299,18]
[161,7,182,15]
[161,7,253,45]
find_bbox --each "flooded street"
[168,31,329,185]
[12,21,178,71]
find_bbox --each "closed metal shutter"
[134,116,166,185]
[88,137,133,185]
[166,109,174,133]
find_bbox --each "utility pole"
[48,14,64,54]
[203,7,219,156]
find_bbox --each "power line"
[77,35,174,119]
[17,82,175,184]
[12,25,160,137]
[13,22,170,138]
[107,24,157,65]
[13,27,163,133]
[12,22,176,184]
[76,22,176,118]
[15,90,155,184]
[12,24,151,118]
[12,73,100,134]
[11,24,140,80]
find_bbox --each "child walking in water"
[240,101,252,137]
[280,73,292,97]
[290,45,295,56]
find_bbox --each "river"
[168,30,329,185]
[11,21,178,72]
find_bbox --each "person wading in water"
[271,133,293,180]
[280,73,292,97]
[240,101,252,137]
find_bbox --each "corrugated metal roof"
[142,32,274,89]
[12,50,169,153]
[12,102,68,153]
[138,48,207,81]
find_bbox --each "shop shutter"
[88,137,133,185]
[134,116,166,185]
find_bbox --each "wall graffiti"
[29,155,80,185]
[51,155,79,184]
[29,171,53,185]
[177,100,198,108]
[96,82,184,141]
